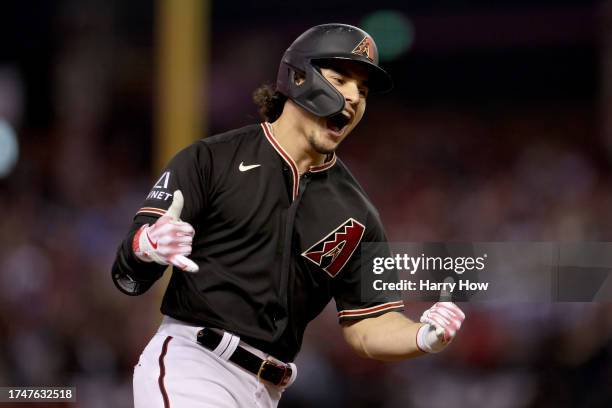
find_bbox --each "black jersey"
[112,123,403,361]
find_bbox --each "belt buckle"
[257,359,291,387]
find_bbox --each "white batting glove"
[416,302,465,353]
[132,190,199,273]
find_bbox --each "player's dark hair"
[253,84,287,122]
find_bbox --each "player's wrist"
[416,323,445,354]
[132,224,155,263]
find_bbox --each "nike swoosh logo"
[146,231,158,249]
[239,162,261,172]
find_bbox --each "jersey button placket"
[298,173,310,195]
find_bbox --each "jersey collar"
[261,122,337,174]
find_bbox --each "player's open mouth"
[326,112,351,136]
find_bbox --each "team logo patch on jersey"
[145,171,173,201]
[301,218,366,278]
[352,36,374,62]
[153,171,171,189]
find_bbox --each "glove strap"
[132,224,154,263]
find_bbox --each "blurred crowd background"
[1,0,611,407]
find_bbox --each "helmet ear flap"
[300,64,345,117]
[277,58,345,118]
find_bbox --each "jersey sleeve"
[111,141,212,295]
[134,142,210,223]
[332,212,404,323]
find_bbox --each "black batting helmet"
[276,23,393,118]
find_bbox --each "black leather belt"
[196,328,293,387]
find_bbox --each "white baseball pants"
[133,316,292,408]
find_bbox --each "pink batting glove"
[132,190,199,273]
[416,302,465,353]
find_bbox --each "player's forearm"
[342,312,425,362]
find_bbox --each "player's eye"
[359,88,368,98]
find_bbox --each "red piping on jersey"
[158,336,173,408]
[137,207,167,217]
[261,123,300,200]
[309,154,336,172]
[337,301,405,319]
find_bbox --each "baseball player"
[112,24,465,408]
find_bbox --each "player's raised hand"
[165,189,186,220]
[416,302,465,353]
[132,190,199,273]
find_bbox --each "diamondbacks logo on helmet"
[352,36,374,62]
[302,218,366,277]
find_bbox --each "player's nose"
[342,82,360,106]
